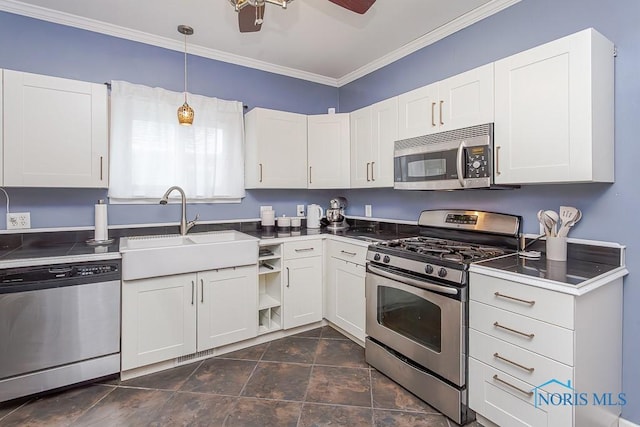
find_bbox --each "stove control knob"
[425,265,434,275]
[438,268,448,278]
[373,253,381,261]
[383,255,391,264]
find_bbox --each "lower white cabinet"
[282,240,323,329]
[122,265,257,371]
[325,240,367,341]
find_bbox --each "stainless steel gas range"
[365,209,521,425]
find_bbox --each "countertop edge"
[0,252,122,269]
[257,233,371,248]
[469,263,629,296]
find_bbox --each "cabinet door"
[326,257,366,341]
[283,256,322,329]
[121,274,197,370]
[494,29,614,184]
[197,265,258,351]
[307,113,350,189]
[370,97,398,187]
[438,63,494,132]
[0,70,3,185]
[398,83,438,139]
[3,70,108,188]
[244,108,308,188]
[349,105,373,188]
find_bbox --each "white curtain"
[108,81,245,202]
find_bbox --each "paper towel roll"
[94,201,108,241]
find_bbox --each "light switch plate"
[7,212,31,229]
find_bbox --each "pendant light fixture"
[177,24,194,126]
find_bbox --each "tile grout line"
[68,384,118,427]
[295,333,323,426]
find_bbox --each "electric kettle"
[306,204,324,229]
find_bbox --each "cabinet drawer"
[469,358,573,427]
[470,301,573,365]
[283,240,323,259]
[327,240,367,265]
[470,272,574,329]
[469,329,572,388]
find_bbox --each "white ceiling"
[0,0,519,86]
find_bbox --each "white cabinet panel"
[3,70,108,188]
[494,29,614,184]
[398,83,438,139]
[245,107,308,188]
[308,113,350,189]
[283,243,322,329]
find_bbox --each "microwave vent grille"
[395,123,493,151]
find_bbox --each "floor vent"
[175,349,215,365]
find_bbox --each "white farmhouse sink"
[120,230,259,280]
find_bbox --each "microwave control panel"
[465,146,490,178]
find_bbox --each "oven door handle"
[367,264,459,296]
[456,140,467,188]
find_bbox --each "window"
[108,81,245,202]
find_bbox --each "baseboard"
[619,417,640,427]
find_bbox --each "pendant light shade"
[177,25,194,126]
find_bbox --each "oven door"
[365,264,464,386]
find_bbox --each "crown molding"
[336,0,521,86]
[0,0,518,88]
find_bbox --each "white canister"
[261,210,275,228]
[290,217,301,230]
[277,216,291,231]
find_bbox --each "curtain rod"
[103,82,248,108]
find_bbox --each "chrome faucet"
[159,186,199,235]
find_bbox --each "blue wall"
[1,0,639,420]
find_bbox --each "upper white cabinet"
[398,63,494,139]
[307,113,350,189]
[2,70,108,188]
[494,29,614,185]
[245,107,308,188]
[350,97,398,188]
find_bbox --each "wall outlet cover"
[365,205,372,217]
[7,212,31,230]
[260,205,273,213]
[297,205,305,216]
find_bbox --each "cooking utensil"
[543,210,559,237]
[557,206,582,237]
[537,210,550,236]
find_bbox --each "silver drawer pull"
[494,292,536,306]
[295,248,315,252]
[493,374,533,397]
[493,352,535,373]
[493,322,535,339]
[340,250,357,256]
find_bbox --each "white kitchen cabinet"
[258,243,283,334]
[325,240,367,341]
[468,270,623,427]
[122,265,257,371]
[2,69,108,188]
[245,107,308,188]
[197,265,258,350]
[493,28,614,185]
[398,63,493,139]
[283,239,323,329]
[307,113,350,188]
[350,97,398,188]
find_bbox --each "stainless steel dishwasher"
[0,260,121,402]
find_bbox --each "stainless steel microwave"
[394,123,507,190]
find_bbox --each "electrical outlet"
[365,205,372,217]
[7,212,31,230]
[260,205,273,213]
[297,205,305,216]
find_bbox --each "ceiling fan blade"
[328,0,376,14]
[238,4,264,33]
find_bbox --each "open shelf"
[258,243,283,335]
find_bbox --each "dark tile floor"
[0,326,482,427]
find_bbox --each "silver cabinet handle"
[493,352,535,373]
[340,250,357,256]
[309,166,312,184]
[493,374,533,397]
[201,278,204,303]
[496,146,501,175]
[439,100,444,125]
[371,161,375,181]
[295,248,314,252]
[259,163,263,182]
[431,102,436,127]
[494,292,536,306]
[286,267,290,288]
[191,281,195,305]
[366,162,371,182]
[493,321,535,339]
[100,156,104,181]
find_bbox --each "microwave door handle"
[456,141,467,188]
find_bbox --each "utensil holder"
[546,236,567,261]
